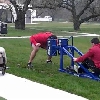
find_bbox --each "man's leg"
[78,58,100,75]
[43,47,52,63]
[28,44,39,67]
[46,56,52,63]
[92,68,100,76]
[78,58,92,73]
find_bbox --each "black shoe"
[46,60,52,63]
[66,66,77,74]
[27,62,33,69]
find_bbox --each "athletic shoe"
[66,66,77,73]
[46,60,52,63]
[74,65,78,73]
[27,62,33,69]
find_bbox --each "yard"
[0,22,100,100]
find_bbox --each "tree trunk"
[72,15,81,31]
[71,4,81,31]
[15,10,25,30]
[73,20,81,31]
[51,15,54,21]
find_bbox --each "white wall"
[25,9,52,23]
[32,18,52,22]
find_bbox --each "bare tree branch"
[80,14,100,23]
[9,0,18,12]
[23,0,31,12]
[78,0,95,18]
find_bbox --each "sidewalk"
[0,73,88,100]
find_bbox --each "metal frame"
[47,36,100,81]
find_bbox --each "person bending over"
[73,38,100,76]
[27,31,57,68]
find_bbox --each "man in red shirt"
[27,31,57,68]
[73,38,100,76]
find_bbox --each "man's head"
[48,35,57,39]
[91,38,100,44]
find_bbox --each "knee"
[34,47,39,52]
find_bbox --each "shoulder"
[88,45,98,52]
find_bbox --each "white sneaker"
[74,65,78,73]
[46,60,52,63]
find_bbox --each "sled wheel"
[2,68,6,75]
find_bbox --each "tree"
[58,0,100,30]
[31,0,63,21]
[9,0,100,30]
[10,0,31,30]
[10,0,58,30]
[31,0,100,30]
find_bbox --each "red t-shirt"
[30,32,53,48]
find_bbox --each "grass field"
[1,22,100,100]
[0,97,6,100]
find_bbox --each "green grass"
[0,97,7,100]
[1,22,100,100]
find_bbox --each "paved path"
[0,32,99,39]
[0,73,88,100]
